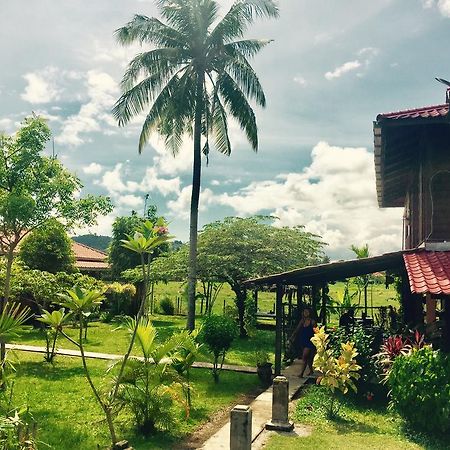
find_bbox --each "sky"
[1,0,450,260]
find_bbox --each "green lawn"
[265,385,447,450]
[13,353,260,449]
[11,315,276,367]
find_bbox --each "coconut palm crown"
[113,0,279,330]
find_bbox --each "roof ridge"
[377,103,449,120]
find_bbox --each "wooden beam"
[275,283,283,376]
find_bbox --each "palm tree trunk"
[187,72,204,331]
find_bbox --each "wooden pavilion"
[246,88,450,375]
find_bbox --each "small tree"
[18,218,76,273]
[0,115,112,302]
[200,314,238,382]
[311,327,361,417]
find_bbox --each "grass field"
[266,385,446,450]
[12,353,260,449]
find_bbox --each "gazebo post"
[275,283,283,376]
[321,284,328,326]
[296,284,302,315]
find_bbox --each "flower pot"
[257,362,273,385]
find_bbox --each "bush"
[159,296,175,315]
[388,347,450,433]
[330,324,380,388]
[102,282,136,317]
[200,314,238,382]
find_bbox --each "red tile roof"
[403,250,450,294]
[71,242,109,272]
[377,104,449,120]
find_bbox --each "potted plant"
[255,351,273,386]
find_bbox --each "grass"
[12,352,260,449]
[265,385,447,450]
[11,315,276,367]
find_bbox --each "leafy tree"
[0,115,112,303]
[18,218,76,273]
[151,216,325,336]
[108,207,167,278]
[113,0,279,331]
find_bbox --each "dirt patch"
[173,385,266,450]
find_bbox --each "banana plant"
[37,308,71,363]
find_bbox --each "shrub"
[102,282,137,317]
[200,314,238,382]
[159,296,175,315]
[388,347,450,433]
[312,327,361,417]
[330,324,379,387]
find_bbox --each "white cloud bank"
[177,141,403,258]
[82,162,103,175]
[325,47,379,80]
[325,61,361,80]
[422,0,450,17]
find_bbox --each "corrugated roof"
[403,250,450,294]
[377,104,449,121]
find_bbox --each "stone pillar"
[230,405,252,450]
[265,376,294,431]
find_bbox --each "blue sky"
[1,0,450,259]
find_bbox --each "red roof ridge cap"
[377,103,449,120]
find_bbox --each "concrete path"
[200,359,311,449]
[5,343,257,374]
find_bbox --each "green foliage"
[388,347,450,433]
[117,317,189,434]
[37,308,71,363]
[108,208,168,278]
[159,296,175,315]
[0,303,30,342]
[312,327,361,417]
[0,114,112,253]
[102,282,137,317]
[200,314,238,382]
[0,408,39,450]
[18,218,76,273]
[57,286,105,315]
[329,324,379,387]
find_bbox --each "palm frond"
[120,48,186,91]
[210,0,279,43]
[0,302,31,340]
[218,72,258,150]
[225,38,272,58]
[223,54,266,107]
[211,95,232,155]
[115,14,188,49]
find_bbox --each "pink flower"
[154,226,169,236]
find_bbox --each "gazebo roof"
[245,250,405,286]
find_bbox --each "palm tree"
[112,0,279,330]
[350,244,371,315]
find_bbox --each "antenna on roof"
[435,77,450,103]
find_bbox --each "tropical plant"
[350,244,371,310]
[0,408,39,450]
[116,317,188,433]
[172,329,203,409]
[200,314,238,382]
[388,347,450,433]
[311,327,361,417]
[113,0,279,331]
[37,308,71,363]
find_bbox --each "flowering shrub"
[311,327,361,416]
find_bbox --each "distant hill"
[72,234,111,252]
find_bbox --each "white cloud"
[140,167,181,196]
[21,67,62,104]
[117,194,144,208]
[82,162,103,175]
[293,75,307,86]
[325,47,379,80]
[56,70,119,146]
[325,61,361,80]
[210,141,403,257]
[0,118,13,132]
[167,186,215,219]
[422,0,450,16]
